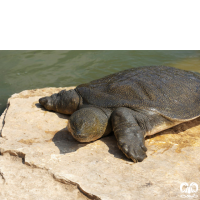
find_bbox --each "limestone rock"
[0,153,90,200]
[0,87,200,200]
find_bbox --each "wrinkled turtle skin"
[39,66,200,162]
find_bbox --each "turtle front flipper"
[111,107,148,163]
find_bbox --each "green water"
[1,50,200,115]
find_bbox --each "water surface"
[1,50,200,115]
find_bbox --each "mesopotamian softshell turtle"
[39,66,200,162]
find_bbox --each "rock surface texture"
[0,87,200,200]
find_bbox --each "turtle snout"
[39,97,53,110]
[69,125,90,142]
[73,130,89,142]
[39,97,48,106]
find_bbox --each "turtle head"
[68,107,111,142]
[39,89,79,115]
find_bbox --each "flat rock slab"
[1,87,200,200]
[0,153,90,200]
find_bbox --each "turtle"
[39,66,200,162]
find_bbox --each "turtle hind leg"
[111,107,148,162]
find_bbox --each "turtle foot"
[117,132,147,163]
